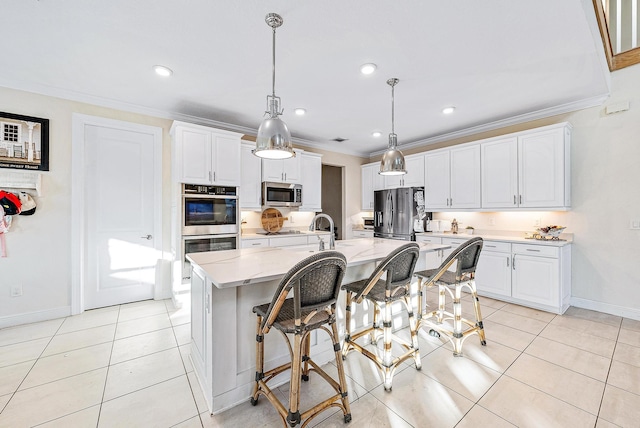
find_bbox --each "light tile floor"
[1,292,639,427]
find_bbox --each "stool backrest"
[354,242,420,302]
[438,237,483,281]
[261,251,347,331]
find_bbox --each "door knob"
[141,235,152,240]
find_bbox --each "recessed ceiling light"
[294,108,306,116]
[372,131,382,138]
[360,63,377,75]
[153,65,173,77]
[442,106,456,114]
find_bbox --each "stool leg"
[301,333,311,381]
[470,280,487,346]
[406,295,422,370]
[287,332,303,427]
[331,316,352,423]
[437,284,447,323]
[250,315,263,405]
[371,301,381,345]
[382,299,393,391]
[342,291,353,359]
[452,284,463,356]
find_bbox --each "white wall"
[426,63,640,319]
[0,87,173,327]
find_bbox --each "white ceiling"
[0,0,610,157]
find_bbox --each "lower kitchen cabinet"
[352,229,374,238]
[416,235,572,314]
[476,241,571,314]
[240,233,332,249]
[474,241,512,298]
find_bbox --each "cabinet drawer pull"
[513,195,516,205]
[506,256,509,267]
[486,245,496,248]
[252,243,261,246]
[526,249,541,252]
[512,255,516,270]
[519,195,523,204]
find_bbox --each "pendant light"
[379,78,407,175]
[253,13,295,159]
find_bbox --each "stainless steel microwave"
[262,182,303,207]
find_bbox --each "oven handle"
[182,234,240,240]
[182,194,238,199]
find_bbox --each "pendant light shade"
[380,78,406,175]
[253,13,295,159]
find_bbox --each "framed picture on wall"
[0,112,50,171]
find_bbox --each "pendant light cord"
[271,26,276,98]
[391,83,395,135]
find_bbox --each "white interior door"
[79,118,162,310]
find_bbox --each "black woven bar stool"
[414,236,486,356]
[251,251,351,427]
[341,242,421,391]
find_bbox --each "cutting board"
[261,208,288,233]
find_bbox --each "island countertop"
[186,238,450,289]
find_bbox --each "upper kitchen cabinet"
[424,145,481,210]
[240,142,262,210]
[171,121,242,186]
[383,154,425,189]
[481,123,571,209]
[299,152,323,212]
[361,162,385,210]
[262,150,302,184]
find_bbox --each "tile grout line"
[593,316,623,426]
[95,303,121,428]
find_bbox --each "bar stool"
[414,237,485,356]
[251,251,351,427]
[341,243,421,391]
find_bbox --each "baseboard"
[570,297,640,321]
[0,306,71,329]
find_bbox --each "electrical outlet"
[630,219,640,230]
[534,218,541,227]
[10,285,23,297]
[489,218,496,226]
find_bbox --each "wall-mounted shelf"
[0,170,42,196]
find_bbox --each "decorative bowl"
[536,226,566,238]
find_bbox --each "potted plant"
[465,226,474,235]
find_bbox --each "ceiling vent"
[331,138,348,143]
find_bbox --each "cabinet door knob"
[140,234,152,240]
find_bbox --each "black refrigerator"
[373,187,430,241]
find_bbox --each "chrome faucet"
[309,213,335,250]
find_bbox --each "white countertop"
[416,231,573,247]
[187,238,450,289]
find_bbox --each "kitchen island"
[186,238,450,414]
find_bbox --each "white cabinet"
[262,151,302,184]
[384,154,425,189]
[240,142,262,210]
[481,124,571,209]
[415,235,445,269]
[475,241,571,314]
[424,145,481,210]
[299,152,323,212]
[171,121,242,186]
[352,230,374,238]
[361,163,385,210]
[475,241,512,298]
[190,266,212,393]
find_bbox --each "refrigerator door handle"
[388,192,394,230]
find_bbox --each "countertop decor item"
[379,78,407,176]
[465,226,474,235]
[253,13,295,160]
[535,226,566,240]
[261,208,288,233]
